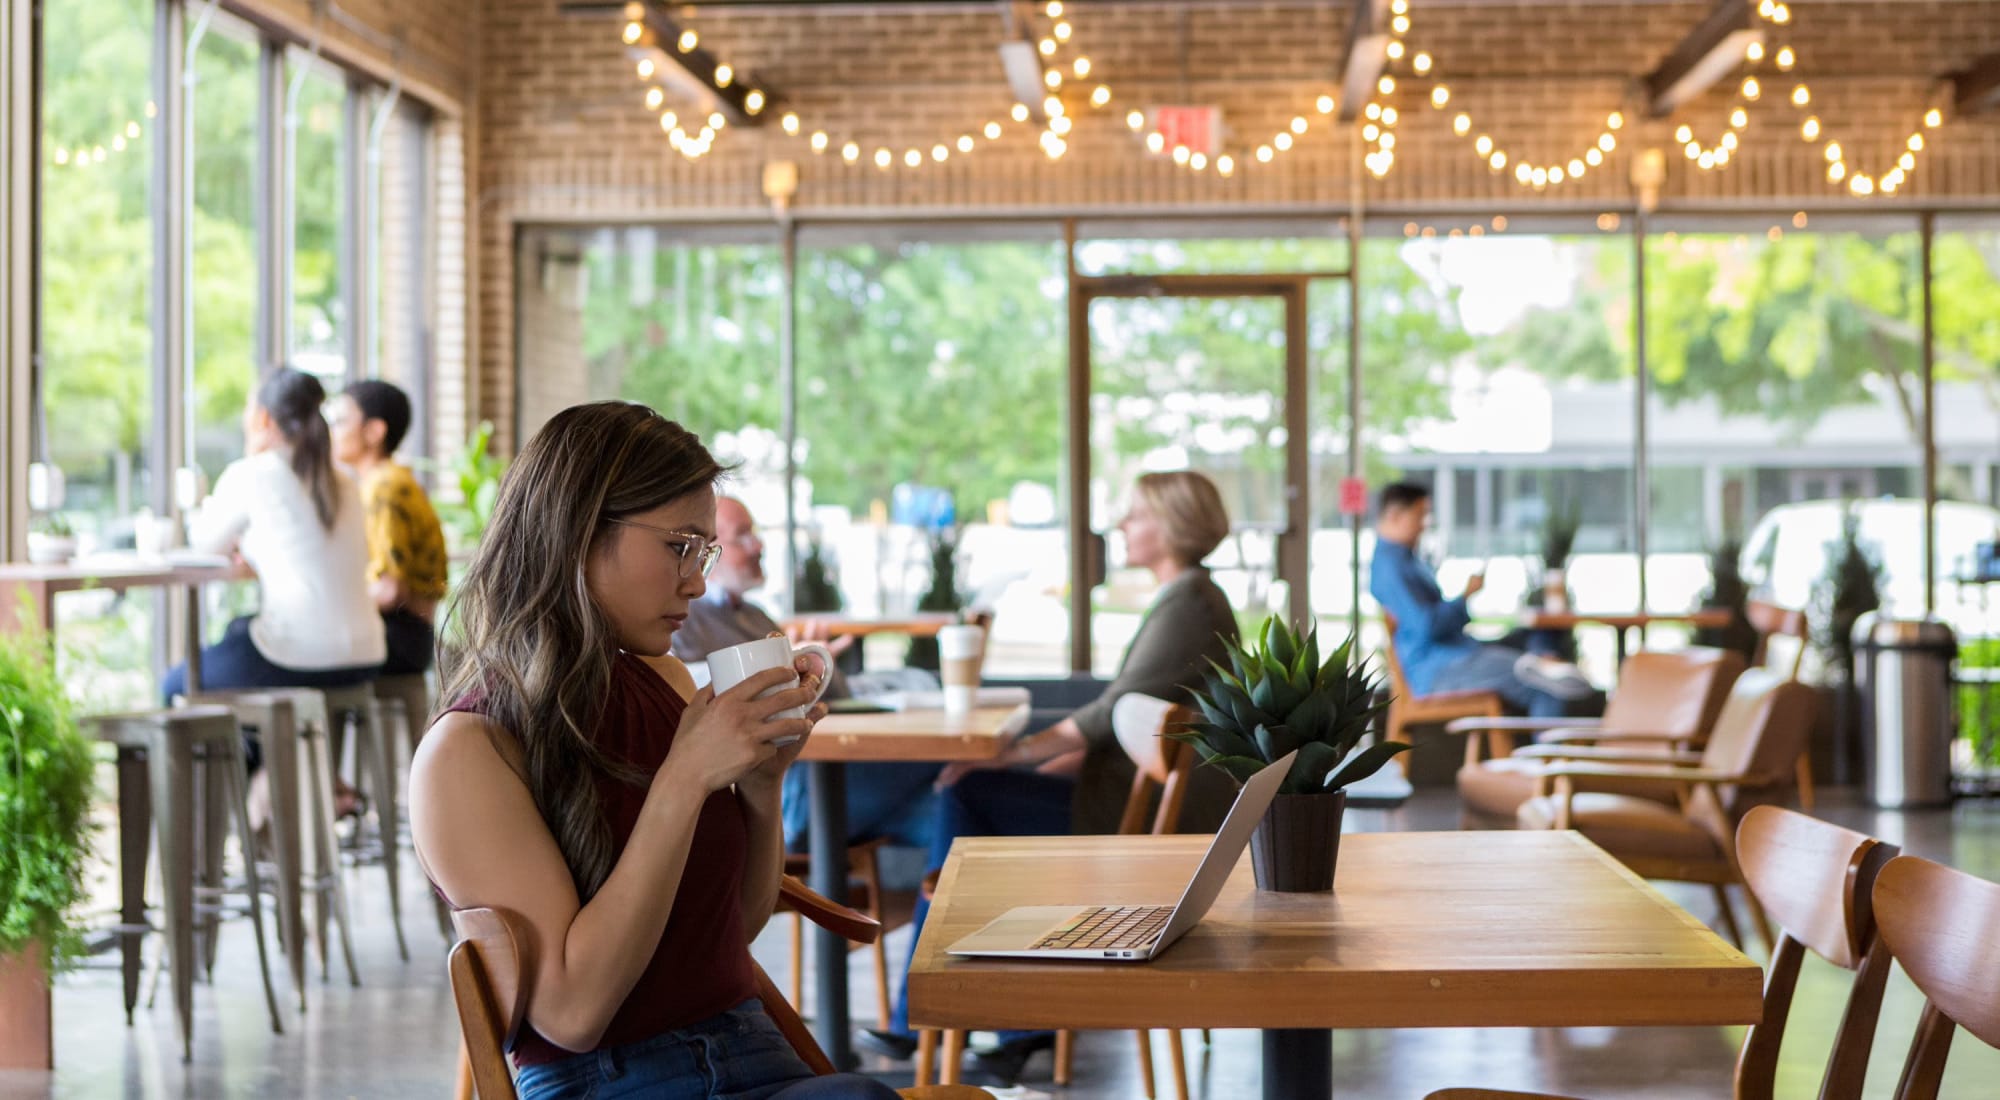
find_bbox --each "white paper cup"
[705,636,834,745]
[938,624,986,716]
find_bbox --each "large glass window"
[289,54,348,386]
[189,19,260,483]
[371,97,432,461]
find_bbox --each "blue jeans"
[161,616,380,770]
[888,769,1073,1039]
[515,999,898,1100]
[1432,644,1585,719]
[781,762,942,852]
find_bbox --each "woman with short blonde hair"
[1129,470,1233,567]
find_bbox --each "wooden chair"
[1382,611,1504,776]
[447,877,991,1100]
[1514,668,1817,952]
[1424,804,1900,1100]
[779,839,902,1029]
[916,694,1200,1099]
[1449,647,1744,827]
[1746,598,1816,808]
[1871,854,2000,1100]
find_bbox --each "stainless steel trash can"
[1853,613,1958,808]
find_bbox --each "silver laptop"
[945,750,1296,962]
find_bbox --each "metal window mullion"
[343,76,365,382]
[255,38,285,369]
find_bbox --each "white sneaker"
[1513,653,1595,700]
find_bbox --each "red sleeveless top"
[446,652,757,1067]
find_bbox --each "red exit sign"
[1147,106,1222,156]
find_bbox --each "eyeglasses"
[609,519,723,578]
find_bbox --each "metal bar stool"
[321,682,409,962]
[372,672,450,940]
[188,688,362,1003]
[87,705,284,1061]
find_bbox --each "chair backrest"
[1112,693,1200,836]
[1379,612,1416,703]
[1732,806,1900,1100]
[1873,855,2000,1100]
[1598,647,1746,743]
[448,907,535,1100]
[1747,599,1810,681]
[1686,670,1815,840]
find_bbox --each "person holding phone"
[410,402,893,1100]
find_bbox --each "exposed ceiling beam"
[995,1,1050,120]
[1338,0,1390,122]
[1953,52,2000,115]
[622,1,774,126]
[1643,0,1764,117]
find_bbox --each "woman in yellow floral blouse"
[330,381,448,676]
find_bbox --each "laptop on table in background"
[945,750,1295,962]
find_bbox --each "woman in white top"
[161,368,387,716]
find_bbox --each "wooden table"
[798,702,1028,1068]
[783,612,957,639]
[910,831,1763,1098]
[0,558,244,692]
[1520,608,1734,667]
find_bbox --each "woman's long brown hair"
[437,402,725,901]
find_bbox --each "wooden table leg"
[181,586,204,695]
[1261,1028,1330,1099]
[807,759,855,1071]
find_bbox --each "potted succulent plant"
[1170,620,1406,892]
[794,531,845,614]
[25,514,77,566]
[906,525,968,672]
[0,626,96,1069]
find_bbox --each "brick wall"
[466,0,2000,450]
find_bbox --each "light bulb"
[1317,95,1336,114]
[1387,40,1405,60]
[744,90,766,114]
[1825,141,1842,161]
[1365,102,1382,120]
[957,134,974,153]
[1776,46,1795,70]
[1741,77,1759,99]
[1217,155,1235,175]
[1043,97,1064,119]
[1392,14,1410,33]
[1274,132,1294,151]
[1827,161,1845,182]
[1074,57,1091,78]
[1363,124,1380,142]
[1532,166,1549,186]
[1413,52,1433,74]
[1190,152,1207,171]
[1053,21,1072,42]
[1908,133,1924,151]
[1044,70,1062,89]
[1791,85,1809,107]
[1291,116,1308,134]
[1716,147,1731,165]
[1431,86,1450,108]
[1925,108,1943,128]
[1746,41,1764,62]
[623,21,644,44]
[1047,1,1062,15]
[1550,166,1565,183]
[1849,173,1872,196]
[678,30,698,52]
[1011,103,1030,123]
[658,111,677,131]
[1256,144,1274,163]
[843,142,860,162]
[1378,75,1396,95]
[1474,135,1493,156]
[781,112,799,134]
[1686,141,1701,159]
[709,112,725,130]
[984,122,1002,140]
[1899,151,1916,171]
[1172,144,1190,164]
[932,144,948,162]
[645,87,665,110]
[1772,3,1790,24]
[1515,163,1533,184]
[126,122,141,138]
[1382,107,1399,125]
[1720,130,1738,150]
[1145,131,1165,154]
[1379,132,1396,150]
[1599,133,1616,152]
[1697,151,1715,169]
[811,132,829,153]
[874,148,891,168]
[1568,158,1585,176]
[1392,0,1409,13]
[1038,38,1056,56]
[904,148,922,167]
[1453,114,1472,136]
[1731,107,1749,128]
[714,64,733,87]
[1091,85,1111,107]
[1586,148,1603,166]
[1127,110,1145,131]
[1050,115,1072,135]
[1801,117,1820,140]
[1793,211,1808,228]
[637,58,655,79]
[1489,150,1507,169]
[1675,124,1693,144]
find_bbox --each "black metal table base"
[1262,1028,1333,1098]
[806,760,857,1070]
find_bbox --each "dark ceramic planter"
[1249,790,1346,893]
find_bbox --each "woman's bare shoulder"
[414,708,528,788]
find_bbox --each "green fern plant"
[1810,506,1886,679]
[1169,620,1407,796]
[433,421,508,553]
[907,527,968,671]
[0,621,96,970]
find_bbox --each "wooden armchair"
[916,694,1200,1099]
[1514,668,1817,951]
[1450,647,1744,827]
[1871,855,2000,1099]
[1425,804,1900,1100]
[447,878,991,1100]
[1381,612,1503,776]
[1746,598,1816,807]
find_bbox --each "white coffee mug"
[705,636,835,745]
[937,624,987,716]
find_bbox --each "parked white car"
[1740,498,2000,628]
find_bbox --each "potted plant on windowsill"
[906,525,968,672]
[0,625,96,1069]
[1170,620,1406,892]
[25,515,77,566]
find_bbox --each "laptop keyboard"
[1031,905,1172,951]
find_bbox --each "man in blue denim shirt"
[1370,482,1590,718]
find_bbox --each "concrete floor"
[4,788,1998,1099]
